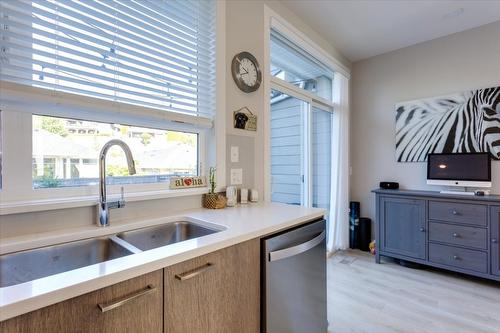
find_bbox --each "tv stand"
[373,189,500,282]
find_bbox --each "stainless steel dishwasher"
[262,219,327,333]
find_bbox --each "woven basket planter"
[203,193,227,209]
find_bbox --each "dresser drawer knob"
[453,255,460,260]
[419,227,425,232]
[493,238,498,244]
[452,233,459,238]
[452,210,459,215]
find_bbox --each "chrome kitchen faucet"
[98,139,136,227]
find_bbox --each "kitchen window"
[32,115,198,189]
[0,0,220,211]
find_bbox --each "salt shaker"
[250,189,258,202]
[240,188,248,204]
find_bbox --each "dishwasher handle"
[268,230,326,262]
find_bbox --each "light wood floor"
[327,250,500,333]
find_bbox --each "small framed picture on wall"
[233,106,257,131]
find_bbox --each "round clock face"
[231,52,262,93]
[239,58,258,87]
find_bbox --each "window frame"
[0,106,208,204]
[0,1,226,215]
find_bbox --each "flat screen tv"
[427,153,491,188]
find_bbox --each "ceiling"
[280,0,500,62]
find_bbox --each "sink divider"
[109,235,143,254]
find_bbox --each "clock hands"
[235,58,249,75]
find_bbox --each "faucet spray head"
[128,162,137,175]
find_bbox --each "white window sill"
[0,187,210,215]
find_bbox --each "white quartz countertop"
[0,202,324,321]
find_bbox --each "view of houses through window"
[32,115,198,188]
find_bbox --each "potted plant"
[203,167,227,209]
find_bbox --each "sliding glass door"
[312,105,332,212]
[270,90,307,205]
[267,22,350,252]
[270,88,333,210]
[268,27,335,213]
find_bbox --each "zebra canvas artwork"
[395,86,500,162]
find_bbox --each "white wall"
[225,0,265,195]
[350,21,500,221]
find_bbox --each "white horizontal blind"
[270,29,333,102]
[0,0,216,119]
[271,30,332,84]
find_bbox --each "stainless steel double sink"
[0,221,223,288]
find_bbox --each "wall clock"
[231,51,262,93]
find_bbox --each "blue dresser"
[373,189,500,282]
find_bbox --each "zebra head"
[475,87,500,159]
[395,86,500,162]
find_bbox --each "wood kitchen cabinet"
[164,239,260,333]
[0,240,261,332]
[0,270,163,333]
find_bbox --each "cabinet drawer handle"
[452,233,459,238]
[453,255,460,260]
[452,210,459,215]
[175,263,215,281]
[493,238,498,244]
[98,284,156,313]
[419,227,425,232]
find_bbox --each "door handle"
[98,284,156,313]
[175,263,215,281]
[269,230,326,262]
